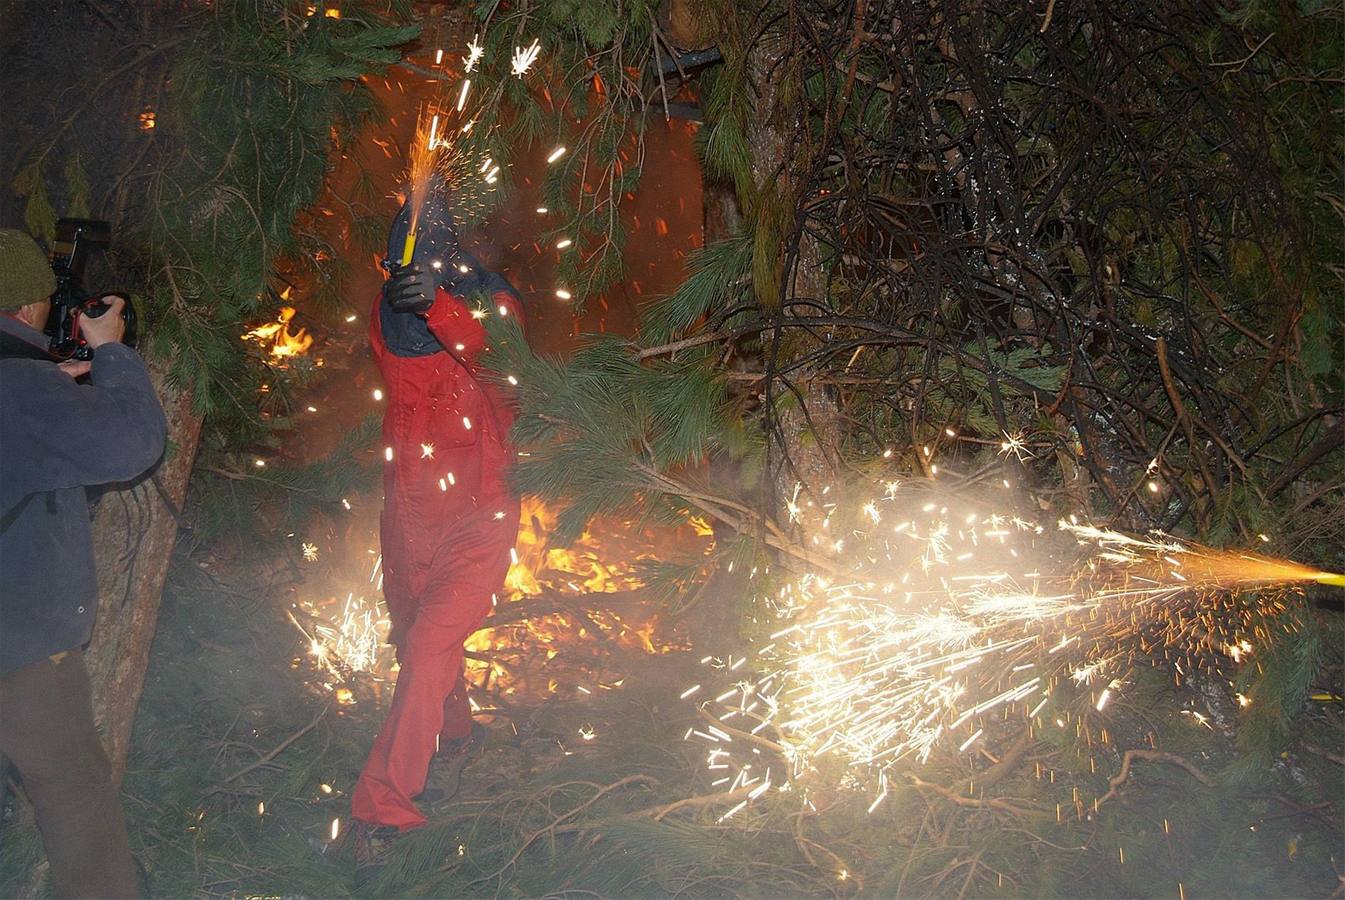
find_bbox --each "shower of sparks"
[511,39,541,77]
[688,480,1340,814]
[398,28,551,258]
[290,555,389,686]
[401,108,443,264]
[999,430,1031,461]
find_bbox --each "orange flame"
[464,497,687,696]
[503,497,635,599]
[244,292,314,360]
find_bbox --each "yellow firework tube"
[1313,571,1345,588]
[400,232,417,266]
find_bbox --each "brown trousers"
[0,650,139,898]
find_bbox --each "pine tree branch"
[639,786,756,822]
[1300,741,1345,767]
[696,705,785,754]
[637,324,763,360]
[907,775,1037,816]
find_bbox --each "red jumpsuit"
[351,281,522,831]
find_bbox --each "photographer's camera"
[44,218,137,360]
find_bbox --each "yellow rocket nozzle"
[1313,572,1345,588]
[400,232,417,267]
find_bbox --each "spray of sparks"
[464,34,484,73]
[396,30,561,251]
[290,552,388,692]
[689,481,1340,819]
[401,109,446,263]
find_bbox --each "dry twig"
[1095,748,1215,809]
[203,705,327,795]
[468,774,655,888]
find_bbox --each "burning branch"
[476,588,646,631]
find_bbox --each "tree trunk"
[743,34,841,499]
[84,365,202,776]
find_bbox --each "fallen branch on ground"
[203,705,327,795]
[1301,741,1345,767]
[636,785,756,822]
[907,774,1038,816]
[696,705,786,754]
[468,774,655,888]
[1095,749,1215,809]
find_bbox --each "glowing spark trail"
[688,481,1342,812]
[400,109,442,264]
[464,35,484,73]
[511,39,541,76]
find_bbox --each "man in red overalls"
[349,194,524,876]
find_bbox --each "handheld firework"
[398,112,441,266]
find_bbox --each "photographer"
[0,227,165,898]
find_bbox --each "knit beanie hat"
[0,229,56,310]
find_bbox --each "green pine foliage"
[459,8,1344,891]
[12,1,417,506]
[185,413,381,549]
[640,230,754,344]
[448,0,669,303]
[474,0,1342,564]
[1227,604,1325,784]
[143,3,416,423]
[484,314,758,551]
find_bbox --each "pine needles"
[142,3,417,425]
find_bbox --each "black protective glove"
[381,262,436,314]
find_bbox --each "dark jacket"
[0,314,167,674]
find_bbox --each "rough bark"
[660,0,717,50]
[84,365,202,775]
[744,32,841,499]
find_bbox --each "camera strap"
[0,494,38,537]
[0,331,59,362]
[0,332,60,536]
